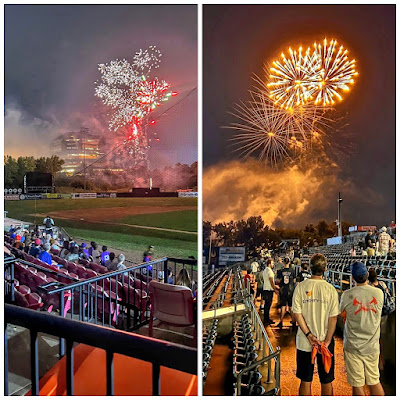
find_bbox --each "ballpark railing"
[6,253,197,358]
[5,304,197,396]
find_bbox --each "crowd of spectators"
[245,237,395,396]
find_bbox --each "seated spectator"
[349,245,357,257]
[100,245,110,265]
[176,269,193,291]
[66,246,79,262]
[60,241,70,259]
[167,269,174,284]
[105,252,118,271]
[50,239,61,251]
[13,235,24,250]
[80,243,90,258]
[89,242,100,262]
[29,238,42,258]
[38,243,52,265]
[116,254,129,277]
[9,224,15,233]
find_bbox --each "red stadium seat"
[18,285,31,295]
[148,281,195,340]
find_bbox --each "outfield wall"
[5,191,198,201]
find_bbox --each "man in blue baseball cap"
[340,262,384,395]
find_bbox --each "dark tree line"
[4,155,65,188]
[203,216,353,257]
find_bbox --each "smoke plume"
[203,158,381,228]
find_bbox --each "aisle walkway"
[256,296,353,396]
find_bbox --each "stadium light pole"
[337,192,343,237]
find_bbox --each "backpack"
[377,283,395,316]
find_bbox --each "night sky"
[203,4,395,227]
[5,4,197,167]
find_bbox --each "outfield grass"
[65,227,197,259]
[5,198,197,258]
[118,210,197,232]
[4,197,197,217]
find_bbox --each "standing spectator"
[276,257,296,328]
[365,230,375,257]
[292,253,340,396]
[244,268,255,299]
[340,262,384,396]
[251,260,259,274]
[29,238,41,258]
[377,227,391,257]
[296,263,311,283]
[255,263,265,307]
[43,215,55,236]
[275,257,284,271]
[262,258,277,325]
[100,245,110,265]
[38,243,52,265]
[143,245,154,262]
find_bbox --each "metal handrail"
[43,258,168,294]
[236,348,281,396]
[5,304,196,395]
[234,265,281,395]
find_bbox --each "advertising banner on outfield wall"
[96,193,117,198]
[43,193,62,199]
[4,194,20,201]
[219,247,246,265]
[19,194,42,200]
[71,193,97,199]
[178,192,198,198]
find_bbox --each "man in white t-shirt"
[340,262,384,396]
[251,260,259,274]
[262,258,277,325]
[292,253,340,396]
[377,227,391,256]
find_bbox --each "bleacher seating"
[5,233,151,324]
[202,319,218,383]
[232,314,264,395]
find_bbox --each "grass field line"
[31,214,197,235]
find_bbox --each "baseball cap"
[351,262,367,279]
[35,238,41,245]
[381,226,387,232]
[15,235,21,241]
[82,243,87,248]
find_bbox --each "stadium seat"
[148,281,195,340]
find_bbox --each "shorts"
[344,351,380,387]
[279,290,293,307]
[296,340,335,384]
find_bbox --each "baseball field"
[4,197,197,261]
